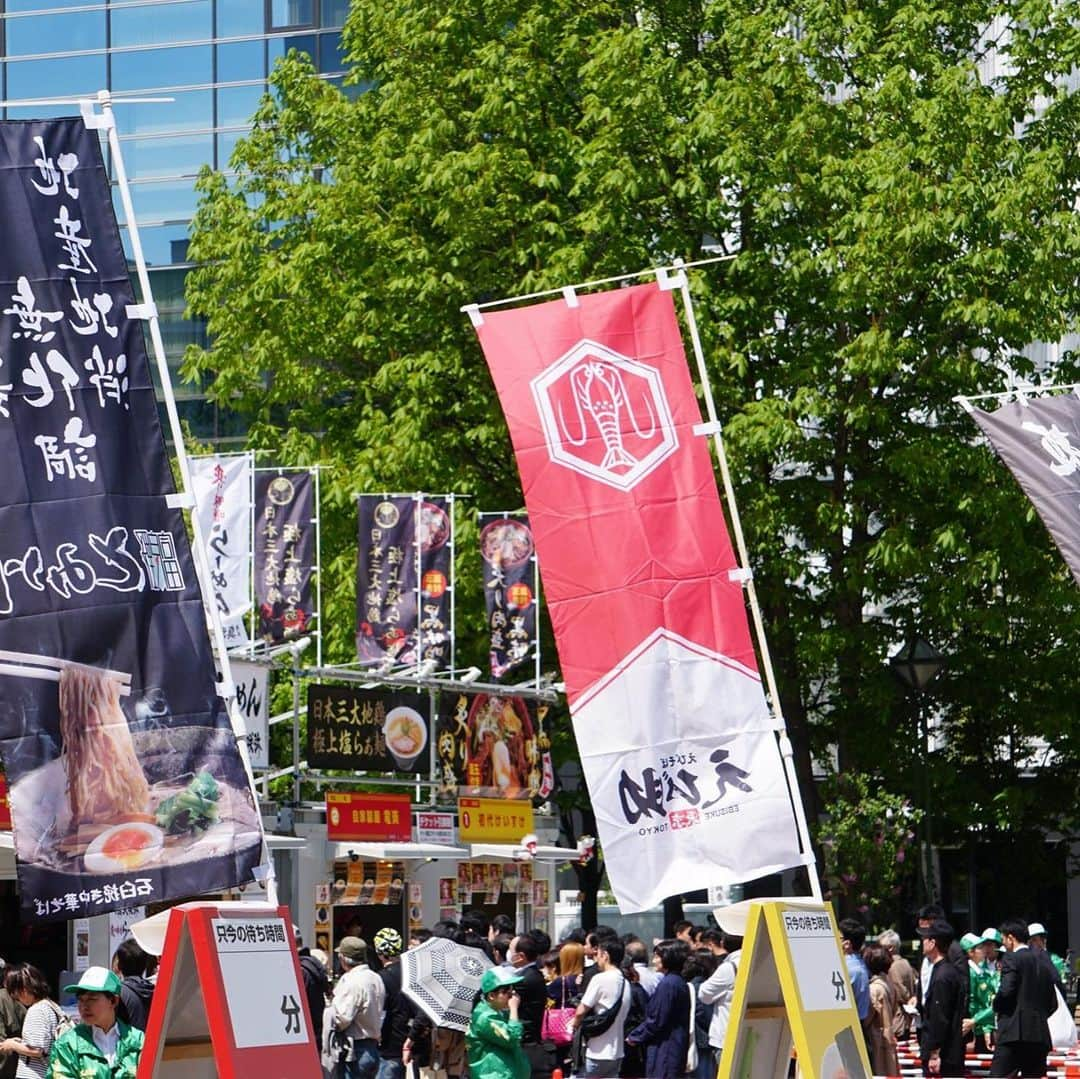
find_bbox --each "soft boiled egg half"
[85,822,165,873]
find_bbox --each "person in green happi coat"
[1028,924,1069,982]
[466,967,529,1079]
[960,933,998,1054]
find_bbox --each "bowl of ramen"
[383,706,428,771]
[479,519,534,568]
[418,503,450,553]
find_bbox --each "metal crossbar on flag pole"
[466,259,820,911]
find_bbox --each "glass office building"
[0,0,351,443]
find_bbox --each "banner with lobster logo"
[472,281,804,913]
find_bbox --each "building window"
[111,1,213,49]
[268,0,315,31]
[4,10,106,57]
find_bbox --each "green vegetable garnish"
[155,770,221,836]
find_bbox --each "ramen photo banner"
[478,512,538,678]
[472,282,805,912]
[0,116,262,921]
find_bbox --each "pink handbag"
[541,979,576,1046]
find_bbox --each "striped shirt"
[16,999,59,1079]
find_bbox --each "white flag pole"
[89,90,277,905]
[663,260,823,900]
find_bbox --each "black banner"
[971,393,1080,585]
[434,691,556,804]
[307,684,430,773]
[478,513,538,678]
[356,495,452,667]
[0,117,261,920]
[254,469,315,642]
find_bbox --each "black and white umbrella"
[400,937,493,1032]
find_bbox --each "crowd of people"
[0,938,156,1079]
[839,904,1071,1078]
[308,913,743,1079]
[308,905,1077,1079]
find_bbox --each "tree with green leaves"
[186,0,1080,923]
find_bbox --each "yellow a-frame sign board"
[718,901,871,1079]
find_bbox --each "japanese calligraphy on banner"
[190,453,252,647]
[472,282,804,913]
[356,495,452,667]
[231,660,270,770]
[307,683,429,773]
[326,792,411,842]
[479,513,538,678]
[416,811,455,846]
[457,796,534,842]
[0,117,262,921]
[968,392,1080,585]
[254,470,315,643]
[434,692,555,803]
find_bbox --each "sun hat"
[1028,922,1048,938]
[960,932,981,952]
[980,928,1003,945]
[63,966,121,995]
[374,927,403,957]
[480,967,524,994]
[336,936,368,962]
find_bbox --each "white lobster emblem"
[531,340,678,491]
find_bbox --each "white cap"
[1029,922,1048,937]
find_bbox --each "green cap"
[980,928,1003,945]
[480,967,523,994]
[63,966,122,995]
[960,933,981,952]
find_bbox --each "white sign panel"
[108,907,145,956]
[781,908,850,1013]
[212,916,308,1048]
[232,660,270,769]
[191,453,252,646]
[415,811,455,846]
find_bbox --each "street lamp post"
[889,636,945,902]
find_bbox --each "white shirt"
[699,949,740,1050]
[580,969,631,1061]
[634,963,662,997]
[332,963,385,1041]
[91,1023,120,1065]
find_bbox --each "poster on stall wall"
[478,513,538,678]
[533,880,549,907]
[190,453,252,647]
[435,692,555,803]
[356,495,452,668]
[108,906,144,957]
[486,863,502,904]
[518,863,533,902]
[254,470,315,643]
[439,878,457,908]
[231,660,270,770]
[408,882,424,934]
[0,117,264,922]
[314,890,331,956]
[470,863,487,893]
[332,860,405,906]
[74,919,90,971]
[502,862,519,893]
[457,862,471,899]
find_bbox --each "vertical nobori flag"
[254,470,315,643]
[191,453,252,647]
[478,513,538,678]
[472,282,803,913]
[968,391,1080,585]
[356,495,452,668]
[0,117,262,921]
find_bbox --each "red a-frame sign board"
[136,903,321,1079]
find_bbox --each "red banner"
[474,282,805,912]
[326,792,411,842]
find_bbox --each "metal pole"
[96,90,277,904]
[672,264,821,900]
[312,465,323,668]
